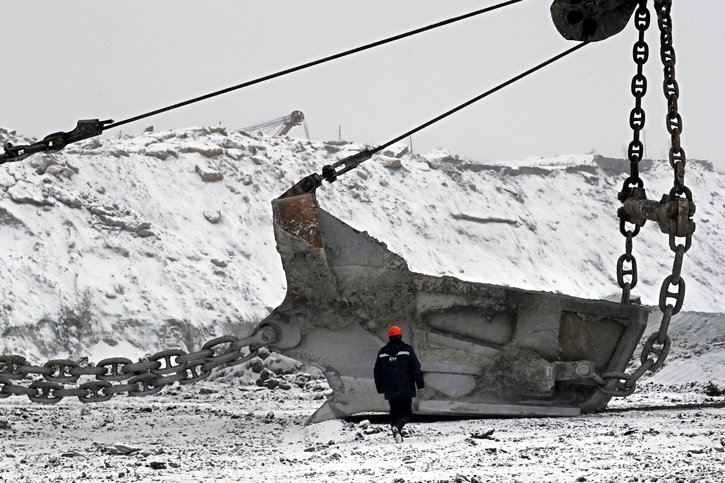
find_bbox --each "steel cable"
[328,41,589,178]
[103,0,524,131]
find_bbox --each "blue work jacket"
[373,340,425,400]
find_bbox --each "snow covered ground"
[1,373,724,482]
[1,127,725,482]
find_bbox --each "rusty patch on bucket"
[274,194,323,248]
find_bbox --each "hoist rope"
[376,41,589,152]
[103,0,523,131]
[326,41,589,178]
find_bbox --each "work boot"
[391,426,403,443]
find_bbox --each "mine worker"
[373,325,425,442]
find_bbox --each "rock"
[79,137,102,151]
[200,126,228,136]
[180,143,224,158]
[257,367,273,383]
[62,450,85,458]
[0,207,28,231]
[8,181,55,206]
[383,158,403,170]
[103,445,138,457]
[264,355,302,375]
[31,155,57,174]
[263,378,280,390]
[145,145,176,160]
[203,210,222,224]
[88,205,117,217]
[257,347,270,360]
[149,461,166,470]
[246,357,264,373]
[195,164,224,182]
[470,429,496,440]
[80,407,91,417]
[305,382,327,392]
[46,164,76,179]
[45,186,83,208]
[211,258,227,268]
[0,419,11,430]
[105,148,128,157]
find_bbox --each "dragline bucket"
[250,192,648,423]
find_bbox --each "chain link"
[603,0,692,397]
[616,0,649,305]
[0,335,258,404]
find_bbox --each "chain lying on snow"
[601,0,693,397]
[0,336,258,404]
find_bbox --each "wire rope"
[103,0,524,131]
[328,41,590,177]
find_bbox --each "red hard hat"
[388,325,402,337]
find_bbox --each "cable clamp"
[1,119,112,164]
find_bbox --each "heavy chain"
[602,0,692,397]
[616,0,650,306]
[0,335,258,404]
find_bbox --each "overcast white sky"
[0,1,722,167]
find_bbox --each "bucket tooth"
[256,193,649,420]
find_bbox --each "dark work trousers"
[388,397,412,431]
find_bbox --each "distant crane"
[241,110,309,139]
